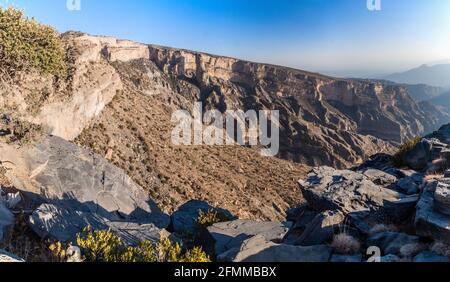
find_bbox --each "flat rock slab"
[289,210,344,246]
[444,170,450,178]
[299,167,417,221]
[203,220,291,256]
[217,235,332,262]
[330,254,363,262]
[362,169,397,186]
[3,136,169,229]
[0,202,14,244]
[367,232,420,255]
[2,136,171,243]
[415,183,450,242]
[170,200,234,235]
[0,249,24,262]
[434,182,450,215]
[395,177,420,195]
[29,203,166,245]
[413,251,450,262]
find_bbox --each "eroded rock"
[202,220,291,256]
[217,235,332,262]
[170,200,234,235]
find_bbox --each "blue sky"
[3,0,450,77]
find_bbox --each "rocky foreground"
[2,124,450,262]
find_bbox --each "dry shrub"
[369,224,398,235]
[399,243,427,258]
[430,241,450,257]
[331,233,361,255]
[0,7,66,78]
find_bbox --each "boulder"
[0,249,24,262]
[434,181,450,215]
[330,254,363,262]
[283,206,318,244]
[202,219,291,256]
[0,202,14,244]
[217,235,332,262]
[170,200,234,235]
[288,210,344,246]
[367,232,420,255]
[362,169,397,186]
[299,167,418,221]
[440,149,450,164]
[413,251,449,262]
[395,177,420,195]
[29,203,167,245]
[403,139,432,171]
[416,181,450,242]
[1,136,171,242]
[426,124,450,144]
[380,254,401,262]
[0,188,21,209]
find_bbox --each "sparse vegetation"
[196,209,233,229]
[331,233,361,255]
[76,227,211,262]
[392,137,422,168]
[0,7,66,79]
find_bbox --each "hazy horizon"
[2,0,449,78]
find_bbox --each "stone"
[380,254,401,262]
[367,232,420,255]
[434,181,450,215]
[1,136,170,242]
[29,203,167,245]
[415,182,450,242]
[362,169,397,186]
[440,149,450,164]
[395,177,420,195]
[0,202,14,244]
[217,235,332,262]
[445,170,450,178]
[426,124,450,144]
[0,188,21,209]
[299,167,417,221]
[202,220,291,256]
[289,210,344,246]
[0,249,24,262]
[170,200,234,235]
[283,207,318,244]
[413,251,449,262]
[403,139,431,171]
[330,254,363,262]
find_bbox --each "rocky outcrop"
[217,235,332,262]
[202,220,291,257]
[147,44,449,168]
[0,249,24,262]
[170,200,235,235]
[0,201,14,244]
[298,167,418,221]
[0,135,169,244]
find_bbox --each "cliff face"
[147,45,449,167]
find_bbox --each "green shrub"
[0,7,66,78]
[392,136,422,168]
[76,227,211,262]
[196,209,233,229]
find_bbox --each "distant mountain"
[402,84,444,102]
[430,90,450,109]
[383,64,450,87]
